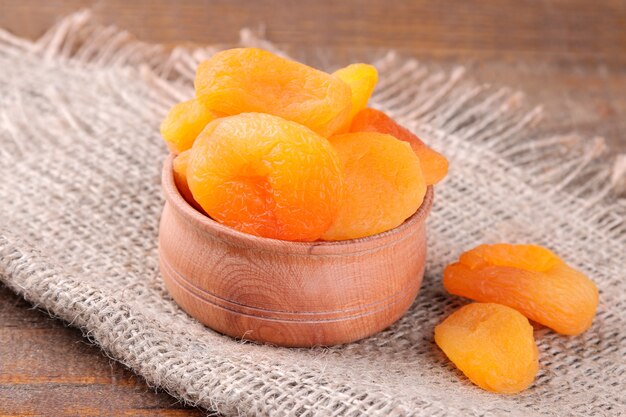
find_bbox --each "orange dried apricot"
[172,150,204,212]
[160,99,218,154]
[187,113,343,241]
[321,132,426,241]
[444,244,599,335]
[435,302,539,394]
[350,108,448,185]
[332,64,378,131]
[194,48,352,137]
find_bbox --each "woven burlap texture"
[1,11,624,417]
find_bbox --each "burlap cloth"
[1,11,624,417]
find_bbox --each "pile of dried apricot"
[160,48,601,396]
[161,47,447,241]
[436,243,598,393]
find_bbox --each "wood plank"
[0,285,203,416]
[0,385,198,416]
[0,0,624,63]
[1,327,138,386]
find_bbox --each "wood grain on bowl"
[158,154,433,347]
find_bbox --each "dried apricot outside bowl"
[158,154,434,347]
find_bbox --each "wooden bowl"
[158,154,433,347]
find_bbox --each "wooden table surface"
[0,1,624,416]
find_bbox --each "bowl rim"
[162,153,433,255]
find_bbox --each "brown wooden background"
[0,1,625,416]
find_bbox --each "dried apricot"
[187,113,343,241]
[321,132,426,241]
[172,150,204,212]
[350,108,448,185]
[332,64,378,131]
[194,48,352,137]
[435,303,539,394]
[160,99,218,154]
[444,244,599,335]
